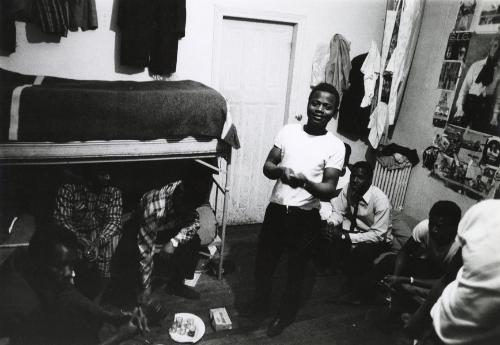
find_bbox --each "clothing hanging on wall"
[386,0,426,126]
[35,0,70,37]
[0,0,35,54]
[0,0,97,54]
[368,0,426,148]
[325,33,351,97]
[0,3,16,54]
[118,0,186,76]
[338,53,370,139]
[368,2,402,149]
[360,41,381,108]
[68,0,97,32]
[310,44,329,87]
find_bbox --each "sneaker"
[165,284,200,300]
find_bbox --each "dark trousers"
[254,203,321,320]
[154,231,201,285]
[330,238,389,300]
[107,218,200,307]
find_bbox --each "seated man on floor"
[325,161,392,304]
[382,200,462,303]
[137,173,212,302]
[54,167,123,299]
[0,222,145,345]
[428,200,500,345]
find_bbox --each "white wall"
[0,0,386,163]
[391,0,476,220]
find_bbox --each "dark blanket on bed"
[0,69,240,148]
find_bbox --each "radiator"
[373,159,412,211]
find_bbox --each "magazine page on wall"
[427,0,500,201]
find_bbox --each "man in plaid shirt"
[54,168,123,297]
[138,177,206,301]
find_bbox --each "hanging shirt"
[310,44,330,87]
[325,33,352,97]
[360,41,381,108]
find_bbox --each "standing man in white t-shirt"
[249,83,345,337]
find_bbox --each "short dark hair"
[352,161,373,180]
[429,200,461,228]
[344,143,352,165]
[309,82,340,111]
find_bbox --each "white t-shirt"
[431,200,500,345]
[269,124,345,210]
[412,219,460,265]
[319,167,351,220]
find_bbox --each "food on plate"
[170,316,196,337]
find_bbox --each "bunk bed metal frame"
[0,137,232,280]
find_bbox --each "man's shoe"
[266,317,293,337]
[165,284,200,300]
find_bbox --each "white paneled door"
[216,18,294,225]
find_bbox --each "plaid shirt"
[54,184,123,278]
[138,181,200,289]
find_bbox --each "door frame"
[211,6,306,125]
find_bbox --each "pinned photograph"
[433,132,450,152]
[458,129,488,162]
[437,61,462,90]
[444,32,472,62]
[455,0,476,31]
[433,91,454,127]
[443,125,465,156]
[448,33,500,136]
[481,137,500,166]
[478,0,500,25]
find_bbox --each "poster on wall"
[426,125,500,199]
[444,32,472,62]
[437,61,462,90]
[479,0,500,25]
[433,91,454,127]
[425,1,500,201]
[447,32,500,137]
[428,125,500,199]
[482,137,500,166]
[455,1,477,31]
[473,0,500,32]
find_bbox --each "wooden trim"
[0,138,226,165]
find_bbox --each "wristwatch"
[170,238,179,248]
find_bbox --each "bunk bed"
[0,68,240,279]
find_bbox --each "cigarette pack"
[209,307,232,331]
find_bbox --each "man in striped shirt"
[137,175,210,301]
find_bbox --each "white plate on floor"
[169,313,205,343]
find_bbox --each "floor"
[121,224,405,345]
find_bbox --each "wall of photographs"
[428,0,500,200]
